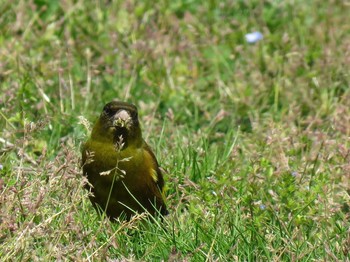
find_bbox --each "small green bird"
[82,101,168,220]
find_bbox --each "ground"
[0,0,350,260]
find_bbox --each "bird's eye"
[104,106,115,116]
[132,111,138,118]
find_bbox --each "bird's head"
[91,100,142,149]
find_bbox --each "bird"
[81,100,168,220]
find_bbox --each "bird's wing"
[142,140,165,192]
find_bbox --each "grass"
[1,0,350,260]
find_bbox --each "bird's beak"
[113,110,131,128]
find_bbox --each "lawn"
[0,0,350,260]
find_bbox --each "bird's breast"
[83,140,156,189]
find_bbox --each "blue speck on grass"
[245,31,263,44]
